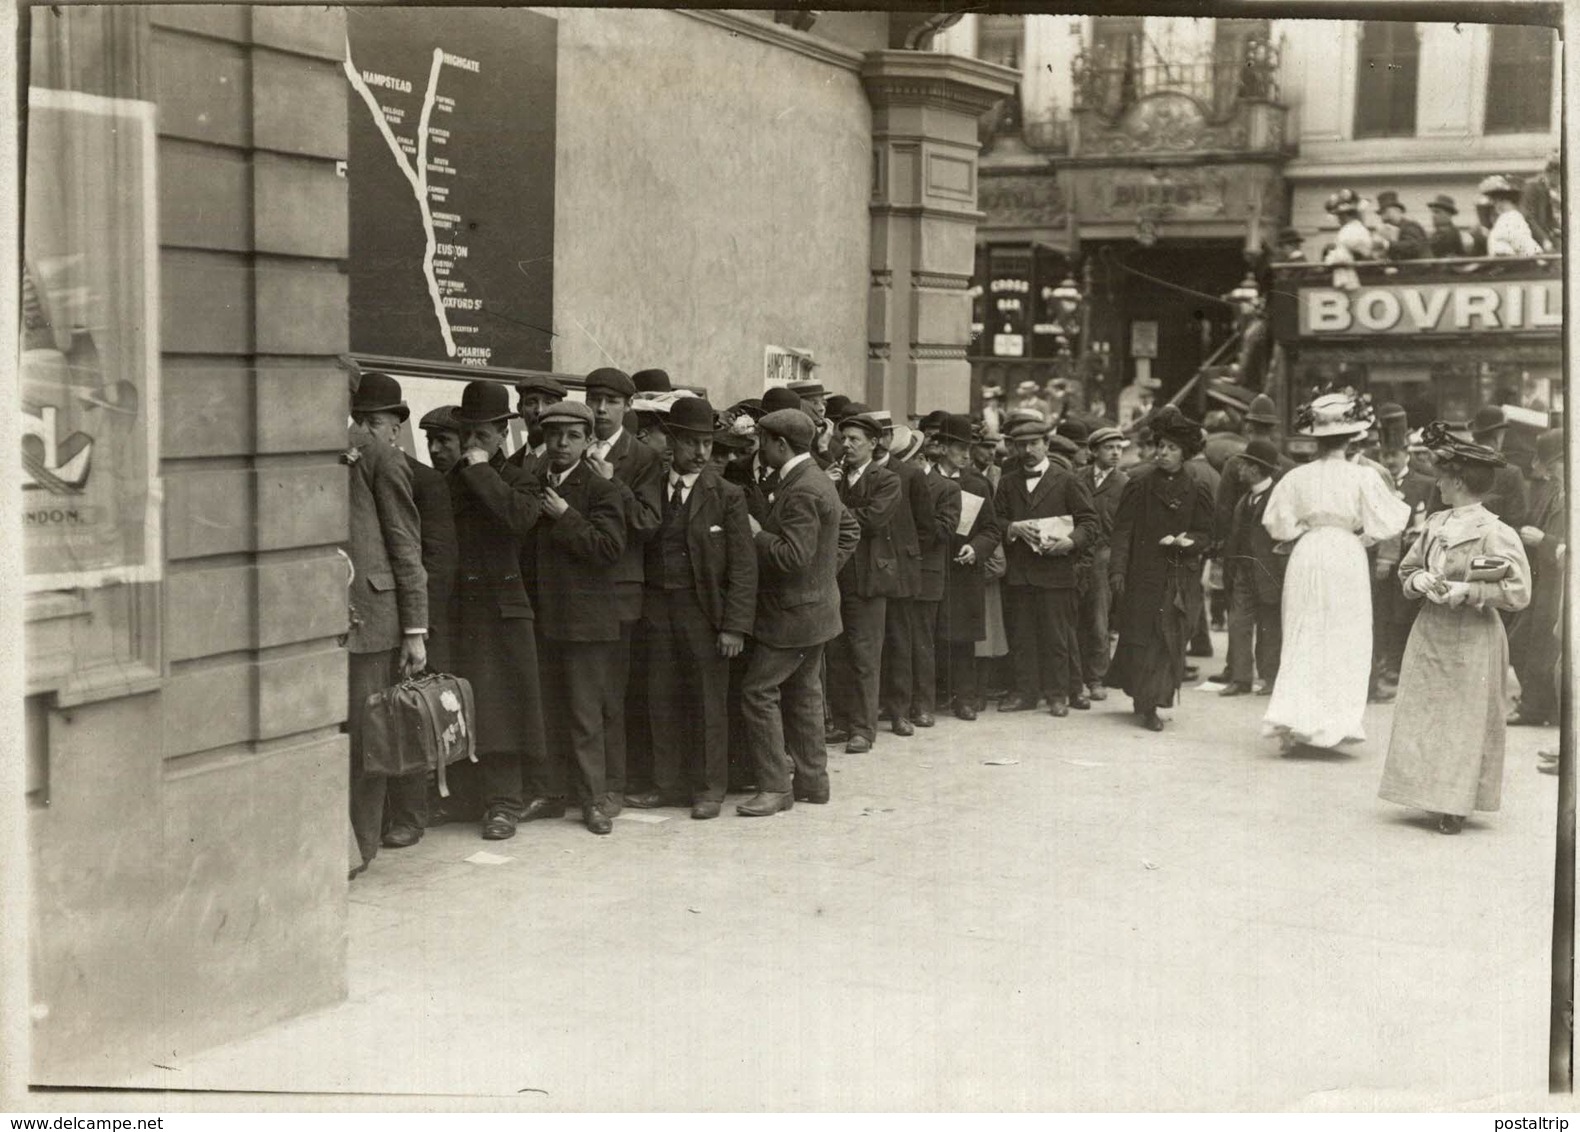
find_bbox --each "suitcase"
[362,672,477,797]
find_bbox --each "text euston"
[1300,280,1563,336]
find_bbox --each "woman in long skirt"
[1261,393,1410,750]
[1380,425,1531,832]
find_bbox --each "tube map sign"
[346,8,557,370]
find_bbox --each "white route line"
[344,41,457,358]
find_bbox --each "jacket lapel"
[1028,465,1062,511]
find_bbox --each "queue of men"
[345,365,1566,878]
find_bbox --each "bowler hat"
[584,367,637,398]
[918,410,950,436]
[938,414,975,446]
[632,368,673,393]
[837,400,870,420]
[516,375,568,401]
[1055,418,1090,444]
[453,380,517,425]
[759,408,814,448]
[665,396,715,435]
[762,387,804,414]
[1241,438,1281,471]
[1376,190,1405,212]
[786,379,826,400]
[1088,426,1124,448]
[840,414,885,440]
[1470,405,1508,437]
[538,400,596,431]
[825,394,852,419]
[1245,394,1279,426]
[419,405,461,433]
[352,371,410,422]
[1426,194,1458,215]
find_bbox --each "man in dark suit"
[897,426,960,728]
[530,400,629,834]
[624,397,757,819]
[1079,426,1130,702]
[1218,439,1285,696]
[993,415,1099,716]
[738,409,847,816]
[582,367,664,814]
[380,403,459,850]
[345,373,428,878]
[870,417,932,736]
[1374,440,1436,687]
[934,414,1000,720]
[1378,190,1430,261]
[509,375,567,478]
[444,381,545,841]
[826,412,902,754]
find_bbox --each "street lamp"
[1045,274,1084,338]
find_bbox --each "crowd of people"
[342,364,1566,877]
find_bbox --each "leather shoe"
[517,797,566,823]
[1210,669,1232,683]
[998,695,1038,713]
[600,794,624,817]
[891,717,915,737]
[1048,697,1070,718]
[691,800,722,820]
[793,786,830,804]
[1219,682,1254,697]
[381,824,422,849]
[1255,681,1275,696]
[825,727,852,745]
[1141,710,1164,732]
[481,807,518,840]
[846,735,872,753]
[1183,665,1199,680]
[953,699,977,721]
[736,791,794,817]
[913,712,936,728]
[582,804,613,834]
[625,790,686,809]
[1087,683,1108,702]
[1069,693,1091,711]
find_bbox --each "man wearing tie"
[626,397,758,820]
[934,413,1000,721]
[1218,439,1285,697]
[993,415,1099,716]
[1078,426,1130,702]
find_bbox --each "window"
[976,14,1023,70]
[1354,21,1419,138]
[1484,24,1555,134]
[1212,18,1272,116]
[1089,16,1142,118]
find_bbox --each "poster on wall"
[346,8,558,371]
[21,88,161,592]
[764,345,816,391]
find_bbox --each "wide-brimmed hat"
[632,368,672,393]
[1245,394,1279,426]
[1088,426,1125,448]
[516,375,568,401]
[1376,190,1406,212]
[1149,405,1205,456]
[1426,194,1458,215]
[1293,392,1371,438]
[731,397,766,421]
[538,400,596,431]
[1377,402,1408,424]
[1015,380,1041,396]
[1241,438,1282,471]
[1420,420,1507,469]
[665,396,715,436]
[1325,188,1363,216]
[419,405,461,434]
[1470,405,1508,437]
[1478,174,1521,200]
[584,367,636,398]
[889,425,924,462]
[786,379,826,400]
[937,414,975,446]
[759,408,814,448]
[865,409,895,430]
[351,371,410,421]
[837,400,870,420]
[454,380,517,425]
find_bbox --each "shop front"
[1269,256,1564,431]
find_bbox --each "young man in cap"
[1078,426,1130,701]
[445,381,546,841]
[625,398,758,818]
[1218,439,1285,696]
[345,372,429,876]
[738,408,847,814]
[826,412,903,752]
[581,366,665,813]
[900,423,961,728]
[420,405,463,475]
[529,399,629,834]
[511,375,568,477]
[934,413,1001,720]
[870,414,934,734]
[1377,191,1428,260]
[993,414,1099,716]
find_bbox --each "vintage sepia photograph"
[3,0,1574,1115]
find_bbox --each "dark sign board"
[347,8,557,370]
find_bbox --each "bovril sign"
[1299,279,1562,336]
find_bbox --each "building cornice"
[861,50,1018,115]
[677,10,865,73]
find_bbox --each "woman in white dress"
[1261,393,1411,750]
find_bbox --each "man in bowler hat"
[1219,438,1285,696]
[445,381,546,841]
[738,409,848,815]
[626,397,758,819]
[527,399,629,834]
[345,372,428,876]
[934,413,1001,720]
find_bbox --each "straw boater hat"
[1477,175,1521,201]
[1293,391,1372,439]
[888,425,924,462]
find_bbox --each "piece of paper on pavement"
[1065,758,1105,767]
[617,811,670,824]
[465,850,515,865]
[982,757,1020,766]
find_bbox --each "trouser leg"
[881,597,915,721]
[603,620,634,804]
[1226,568,1258,685]
[1080,548,1112,684]
[1256,601,1282,685]
[348,649,397,866]
[643,594,686,799]
[1006,586,1043,700]
[1037,589,1079,701]
[947,641,979,702]
[782,643,829,797]
[742,643,800,794]
[911,600,939,717]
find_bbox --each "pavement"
[106,636,1569,1111]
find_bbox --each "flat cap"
[758,408,815,448]
[1004,416,1051,440]
[538,400,597,430]
[584,367,636,398]
[1047,433,1079,457]
[840,414,885,440]
[516,375,568,400]
[1088,426,1125,448]
[419,405,462,433]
